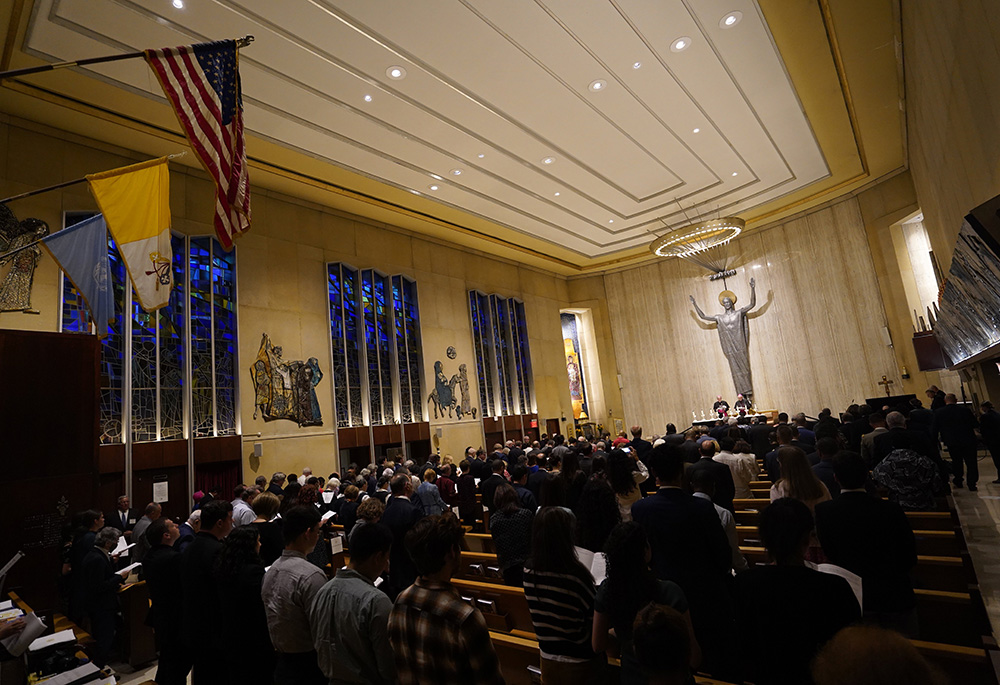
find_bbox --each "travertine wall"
[603,196,900,432]
[902,0,1000,267]
[0,117,580,480]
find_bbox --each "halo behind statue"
[718,290,737,305]
[649,217,744,274]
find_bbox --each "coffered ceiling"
[0,0,905,273]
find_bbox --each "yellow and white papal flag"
[87,157,172,312]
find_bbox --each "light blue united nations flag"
[41,214,113,336]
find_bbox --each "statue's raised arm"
[689,294,716,322]
[739,277,757,314]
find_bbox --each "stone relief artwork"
[428,357,478,420]
[251,333,324,427]
[0,204,50,313]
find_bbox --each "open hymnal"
[1,611,46,657]
[112,537,136,557]
[574,547,607,587]
[119,562,142,576]
[806,561,863,611]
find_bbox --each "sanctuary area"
[1,0,1000,684]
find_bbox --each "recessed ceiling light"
[671,37,692,52]
[363,94,372,102]
[720,11,743,28]
[450,168,462,176]
[172,0,183,7]
[428,185,439,191]
[633,61,642,69]
[477,153,485,159]
[609,219,614,224]
[693,128,700,133]
[386,65,407,80]
[541,156,555,165]
[589,79,607,92]
[732,172,738,176]
[554,192,561,197]
[430,174,442,180]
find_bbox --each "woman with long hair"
[593,522,700,683]
[607,448,650,522]
[214,526,273,683]
[560,451,588,511]
[489,482,534,587]
[574,477,620,553]
[771,447,831,512]
[523,507,605,683]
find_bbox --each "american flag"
[145,40,251,249]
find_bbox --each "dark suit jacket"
[686,458,736,512]
[981,409,1000,446]
[176,523,196,554]
[469,458,492,481]
[931,391,947,411]
[908,408,935,434]
[678,440,701,464]
[812,460,841,498]
[480,474,507,512]
[526,468,550,500]
[872,427,937,466]
[629,438,653,460]
[77,546,124,616]
[663,433,686,447]
[143,544,183,633]
[382,496,425,596]
[107,508,138,534]
[514,484,538,511]
[815,491,917,613]
[181,532,224,649]
[266,483,284,497]
[765,441,812,481]
[506,447,525,465]
[934,404,979,448]
[749,424,773,460]
[630,488,733,610]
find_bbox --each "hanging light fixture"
[648,216,744,274]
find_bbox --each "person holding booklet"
[522,506,606,683]
[77,527,133,667]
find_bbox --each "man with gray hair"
[78,527,131,666]
[267,472,287,497]
[872,410,942,471]
[132,502,161,564]
[177,509,200,553]
[233,486,257,527]
[298,467,313,485]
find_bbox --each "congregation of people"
[52,385,997,685]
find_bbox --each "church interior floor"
[952,453,1000,639]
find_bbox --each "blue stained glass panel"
[189,237,214,437]
[329,265,350,428]
[213,240,237,435]
[403,278,423,421]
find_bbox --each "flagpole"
[0,35,254,81]
[0,152,188,217]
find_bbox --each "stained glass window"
[328,264,423,426]
[61,230,237,443]
[468,291,533,417]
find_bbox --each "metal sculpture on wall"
[251,333,324,427]
[428,357,478,420]
[0,204,50,313]
[690,277,759,399]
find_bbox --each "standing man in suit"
[526,455,551,501]
[934,394,980,490]
[479,460,508,515]
[78,527,131,667]
[816,451,917,635]
[927,386,947,411]
[687,440,736,513]
[632,444,737,681]
[143,518,189,685]
[108,495,137,541]
[908,399,935,434]
[469,449,492,481]
[181,500,233,684]
[381,474,425,598]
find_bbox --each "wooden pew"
[452,578,535,637]
[463,532,497,554]
[915,588,995,648]
[457,551,507,585]
[912,639,1000,685]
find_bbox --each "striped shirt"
[522,565,598,660]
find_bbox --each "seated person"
[734,498,861,684]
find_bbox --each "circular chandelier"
[649,216,744,258]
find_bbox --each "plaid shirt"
[388,577,505,685]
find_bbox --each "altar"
[693,413,769,427]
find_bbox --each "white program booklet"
[574,547,607,587]
[1,611,46,657]
[112,537,136,557]
[28,627,76,652]
[320,510,336,522]
[806,561,863,612]
[330,535,345,555]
